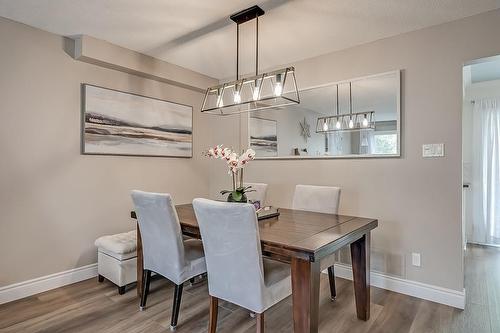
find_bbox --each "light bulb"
[323,121,329,131]
[336,120,341,129]
[274,74,283,96]
[253,87,260,101]
[274,82,282,96]
[233,91,241,104]
[348,118,354,129]
[362,116,368,127]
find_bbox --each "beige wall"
[209,9,500,291]
[0,17,217,287]
[3,8,500,293]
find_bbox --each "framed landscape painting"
[82,84,192,157]
[249,117,278,157]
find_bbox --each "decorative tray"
[256,206,280,221]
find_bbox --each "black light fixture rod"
[230,5,265,80]
[336,84,339,116]
[236,24,239,80]
[256,16,259,76]
[349,82,353,116]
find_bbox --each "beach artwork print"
[249,117,278,157]
[82,85,192,157]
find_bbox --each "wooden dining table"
[131,204,377,333]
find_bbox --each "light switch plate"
[412,253,421,267]
[422,143,445,157]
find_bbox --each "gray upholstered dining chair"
[244,182,268,206]
[292,184,341,300]
[192,198,291,333]
[131,190,207,331]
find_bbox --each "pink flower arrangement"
[205,145,256,202]
[206,145,255,174]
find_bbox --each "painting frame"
[249,116,278,157]
[81,84,193,158]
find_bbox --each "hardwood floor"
[0,244,498,333]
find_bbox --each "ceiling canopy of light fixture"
[201,5,300,116]
[316,82,376,133]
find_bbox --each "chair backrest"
[244,182,268,206]
[131,190,185,282]
[292,185,341,214]
[192,198,265,310]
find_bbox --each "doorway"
[463,55,500,247]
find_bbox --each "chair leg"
[170,284,184,330]
[98,275,104,283]
[256,312,265,333]
[140,269,152,310]
[328,265,337,301]
[208,296,218,333]
[118,286,126,295]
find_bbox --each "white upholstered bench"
[94,230,137,294]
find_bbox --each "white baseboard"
[329,263,465,309]
[0,263,98,305]
[0,262,466,309]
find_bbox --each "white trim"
[0,263,98,305]
[0,262,466,309]
[330,263,465,309]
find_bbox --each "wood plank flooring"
[0,244,498,332]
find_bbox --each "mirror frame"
[249,70,401,160]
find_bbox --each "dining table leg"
[291,257,320,333]
[350,232,371,321]
[136,222,144,298]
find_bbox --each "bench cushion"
[95,230,137,255]
[98,247,137,261]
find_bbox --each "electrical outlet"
[412,253,421,267]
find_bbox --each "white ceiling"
[1,0,499,79]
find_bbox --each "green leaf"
[231,190,243,202]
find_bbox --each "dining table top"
[131,203,377,263]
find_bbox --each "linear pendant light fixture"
[201,5,300,115]
[316,82,375,133]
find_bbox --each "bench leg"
[118,286,126,295]
[98,275,104,283]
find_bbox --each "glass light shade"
[201,67,300,115]
[322,120,329,131]
[335,120,342,129]
[233,91,241,104]
[316,111,376,133]
[362,116,369,127]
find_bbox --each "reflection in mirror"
[248,71,400,159]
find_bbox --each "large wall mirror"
[248,70,401,159]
